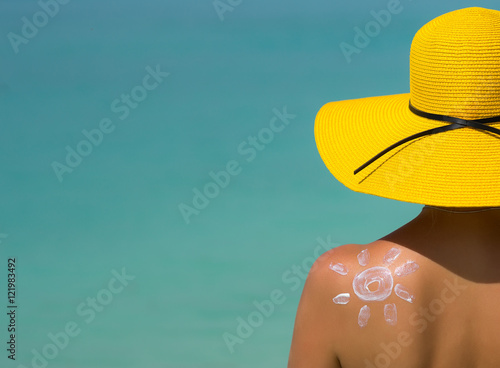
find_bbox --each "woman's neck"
[380,205,500,282]
[423,205,500,214]
[415,205,500,239]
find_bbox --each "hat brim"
[315,93,500,206]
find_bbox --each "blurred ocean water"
[0,1,496,367]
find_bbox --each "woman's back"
[288,207,500,368]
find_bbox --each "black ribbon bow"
[354,102,500,175]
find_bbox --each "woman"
[289,7,500,368]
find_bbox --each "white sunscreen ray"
[383,247,401,264]
[357,249,370,266]
[329,262,348,275]
[332,293,350,305]
[395,284,415,303]
[395,261,419,277]
[358,305,370,328]
[353,267,393,301]
[384,303,397,325]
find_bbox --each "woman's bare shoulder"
[310,240,425,282]
[299,239,477,367]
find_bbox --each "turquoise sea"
[0,1,497,367]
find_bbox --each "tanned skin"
[288,206,500,368]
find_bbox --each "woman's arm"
[288,248,348,368]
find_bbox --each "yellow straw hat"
[315,7,500,207]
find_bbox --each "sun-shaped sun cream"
[330,247,419,327]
